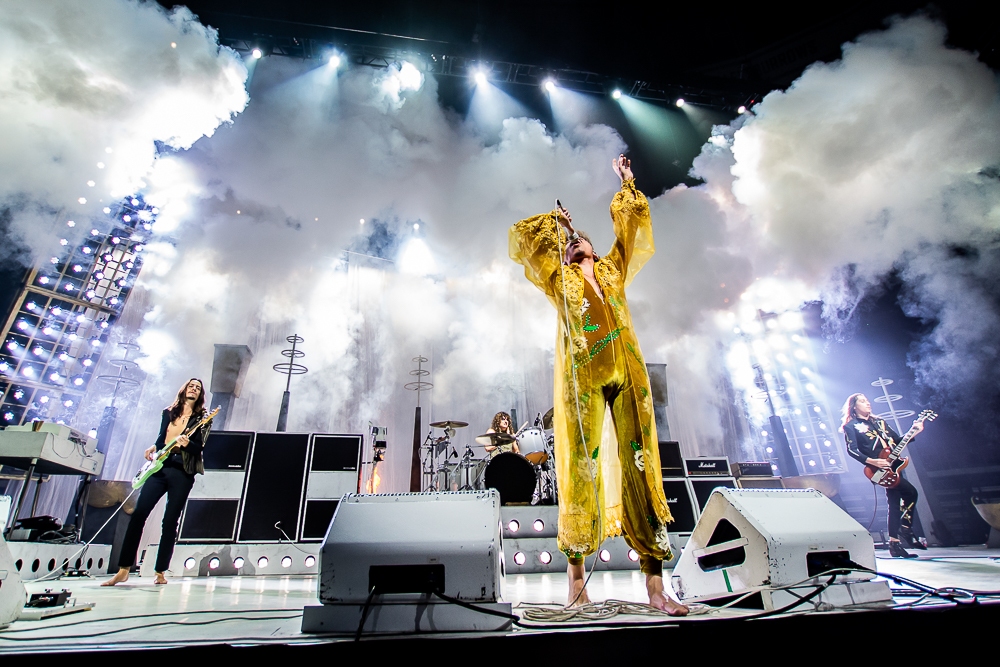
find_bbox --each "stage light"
[67,220,76,226]
[474,71,487,86]
[675,98,685,107]
[412,222,419,231]
[539,551,552,564]
[824,440,832,447]
[829,458,837,465]
[78,197,86,204]
[360,218,365,225]
[63,400,73,407]
[532,519,544,532]
[82,359,92,367]
[761,430,768,436]
[73,378,84,386]
[329,54,341,68]
[513,552,526,565]
[184,557,196,570]
[281,556,292,568]
[233,557,245,568]
[544,79,556,92]
[208,557,220,570]
[87,180,95,187]
[804,442,812,449]
[304,555,316,567]
[40,396,49,403]
[738,105,746,114]
[252,48,263,59]
[599,549,611,562]
[507,519,520,533]
[612,89,622,99]
[628,549,639,562]
[766,447,773,453]
[808,460,816,467]
[257,556,269,568]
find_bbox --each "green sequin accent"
[630,440,641,451]
[591,447,599,460]
[640,386,648,398]
[647,514,657,529]
[642,423,650,438]
[583,313,600,332]
[580,392,590,403]
[625,341,644,367]
[589,327,622,359]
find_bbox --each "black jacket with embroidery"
[153,408,211,476]
[844,416,902,465]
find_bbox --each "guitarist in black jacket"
[103,378,211,586]
[842,393,923,559]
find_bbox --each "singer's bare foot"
[567,561,591,607]
[646,574,688,616]
[101,568,130,586]
[154,572,168,585]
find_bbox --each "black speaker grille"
[179,499,239,542]
[311,434,362,472]
[202,431,253,471]
[690,478,737,511]
[238,432,309,542]
[301,499,339,541]
[662,479,697,533]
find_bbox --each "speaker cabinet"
[662,478,698,533]
[237,432,310,543]
[318,490,503,604]
[0,533,26,627]
[299,434,363,542]
[180,431,254,543]
[690,477,737,511]
[670,488,889,610]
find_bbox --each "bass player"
[103,378,212,586]
[842,393,924,559]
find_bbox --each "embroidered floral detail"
[655,526,672,556]
[634,449,645,471]
[646,514,657,529]
[581,297,591,314]
[854,423,869,433]
[625,341,645,367]
[589,327,622,359]
[630,440,641,451]
[582,313,600,332]
[590,446,600,477]
[641,423,651,438]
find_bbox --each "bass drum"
[516,427,548,464]
[484,452,536,505]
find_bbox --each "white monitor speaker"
[670,488,892,611]
[0,533,26,628]
[302,490,511,634]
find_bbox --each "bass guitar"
[131,407,219,489]
[864,409,937,488]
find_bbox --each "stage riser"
[142,542,320,578]
[5,542,112,580]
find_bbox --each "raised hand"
[612,153,633,182]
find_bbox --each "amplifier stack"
[732,461,784,490]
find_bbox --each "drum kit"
[421,411,557,505]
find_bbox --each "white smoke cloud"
[0,0,248,260]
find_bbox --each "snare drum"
[516,427,548,464]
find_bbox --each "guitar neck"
[889,422,922,457]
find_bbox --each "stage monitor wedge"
[0,533,26,627]
[671,488,890,611]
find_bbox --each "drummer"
[484,411,520,458]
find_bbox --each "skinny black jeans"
[117,463,195,573]
[885,476,918,539]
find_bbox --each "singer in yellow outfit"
[509,155,686,614]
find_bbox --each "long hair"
[840,393,865,432]
[168,378,205,422]
[490,411,513,434]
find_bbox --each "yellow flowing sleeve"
[606,178,654,287]
[508,211,568,298]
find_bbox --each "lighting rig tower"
[94,341,141,456]
[272,334,307,432]
[0,200,154,432]
[404,355,432,492]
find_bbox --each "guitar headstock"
[205,406,221,421]
[917,409,938,423]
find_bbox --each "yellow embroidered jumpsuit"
[509,179,673,572]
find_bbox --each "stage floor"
[1,546,998,654]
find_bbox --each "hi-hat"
[430,420,468,429]
[475,432,516,446]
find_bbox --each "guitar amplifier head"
[685,457,730,476]
[731,461,775,478]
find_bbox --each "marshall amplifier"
[684,457,730,477]
[731,461,774,478]
[658,441,684,478]
[661,478,698,533]
[737,476,785,490]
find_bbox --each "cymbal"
[430,420,468,429]
[475,432,516,447]
[87,480,138,515]
[542,407,555,430]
